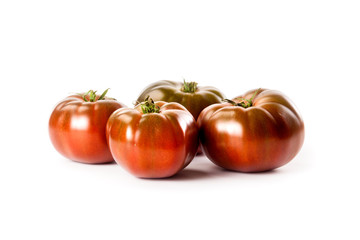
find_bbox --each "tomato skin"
[107,101,199,178]
[49,94,126,164]
[136,80,225,120]
[198,89,305,172]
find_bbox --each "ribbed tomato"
[136,80,225,120]
[107,97,198,178]
[198,89,305,172]
[49,89,126,164]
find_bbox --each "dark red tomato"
[49,89,126,164]
[106,97,198,178]
[136,80,225,120]
[198,89,305,172]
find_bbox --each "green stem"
[224,88,261,108]
[180,79,198,93]
[140,96,160,114]
[81,88,110,102]
[98,88,110,100]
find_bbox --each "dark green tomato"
[136,80,225,120]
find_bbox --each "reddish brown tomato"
[198,89,305,172]
[106,98,199,178]
[49,90,126,164]
[136,80,225,120]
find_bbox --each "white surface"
[1,1,359,239]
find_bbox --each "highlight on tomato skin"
[49,89,127,164]
[197,88,305,173]
[106,97,199,178]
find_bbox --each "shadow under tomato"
[98,161,117,165]
[70,159,117,165]
[140,169,212,181]
[170,169,211,181]
[219,167,280,175]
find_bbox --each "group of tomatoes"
[49,80,305,178]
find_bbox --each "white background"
[1,0,359,239]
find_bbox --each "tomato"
[136,80,225,120]
[49,89,126,164]
[198,89,305,172]
[106,97,198,178]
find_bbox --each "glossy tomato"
[107,97,198,178]
[136,80,225,120]
[49,89,126,164]
[198,89,305,172]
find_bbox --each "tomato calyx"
[224,88,261,108]
[140,96,161,114]
[180,79,198,93]
[80,88,111,102]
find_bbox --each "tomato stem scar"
[224,88,261,108]
[80,88,110,102]
[181,79,198,93]
[140,96,161,114]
